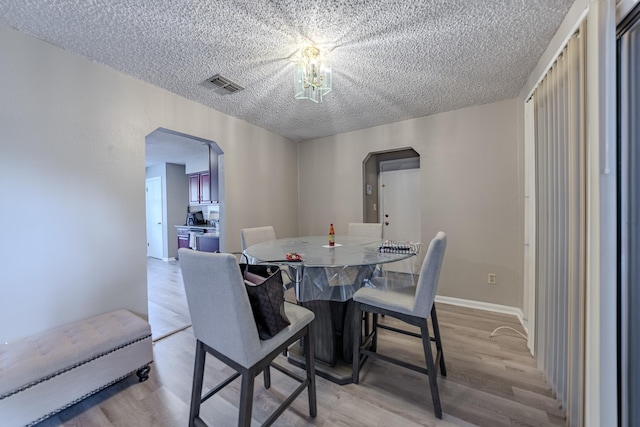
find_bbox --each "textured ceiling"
[0,0,573,143]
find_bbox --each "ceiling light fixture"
[294,46,332,103]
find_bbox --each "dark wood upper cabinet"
[199,172,211,204]
[188,146,219,204]
[189,174,200,204]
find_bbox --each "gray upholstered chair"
[347,222,383,239]
[351,231,447,419]
[179,249,317,427]
[241,225,293,289]
[347,222,383,333]
[240,226,277,255]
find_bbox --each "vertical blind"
[533,21,586,426]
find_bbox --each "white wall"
[298,99,524,308]
[165,163,188,259]
[0,24,298,342]
[145,162,188,260]
[184,153,209,175]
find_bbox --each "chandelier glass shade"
[294,46,332,103]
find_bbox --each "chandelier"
[294,46,332,103]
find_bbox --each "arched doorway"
[362,147,420,234]
[363,148,420,273]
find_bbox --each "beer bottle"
[329,223,335,247]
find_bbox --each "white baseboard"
[435,295,527,333]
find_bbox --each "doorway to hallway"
[379,160,421,273]
[145,176,163,259]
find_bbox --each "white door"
[145,177,163,259]
[379,167,421,273]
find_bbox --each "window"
[617,6,640,426]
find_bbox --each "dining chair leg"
[189,340,206,427]
[263,366,271,389]
[430,305,447,377]
[363,312,370,338]
[352,302,363,384]
[304,323,317,418]
[371,313,379,352]
[238,368,255,427]
[419,319,442,419]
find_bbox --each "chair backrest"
[412,231,447,317]
[347,222,383,239]
[241,226,277,252]
[178,249,262,368]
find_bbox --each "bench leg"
[136,365,151,382]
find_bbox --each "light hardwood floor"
[36,258,564,427]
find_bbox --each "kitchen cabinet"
[187,147,219,204]
[196,234,219,252]
[189,175,199,203]
[177,228,190,250]
[189,172,212,204]
[176,226,219,254]
[199,172,211,204]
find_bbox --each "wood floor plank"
[512,387,564,419]
[32,258,565,427]
[147,258,192,341]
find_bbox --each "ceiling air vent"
[207,74,244,93]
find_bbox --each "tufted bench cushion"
[0,309,153,427]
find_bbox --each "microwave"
[186,211,206,226]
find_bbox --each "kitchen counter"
[176,226,219,253]
[196,233,219,238]
[175,225,219,236]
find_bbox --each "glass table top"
[244,235,413,267]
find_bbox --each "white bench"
[0,309,153,427]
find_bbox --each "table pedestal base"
[287,299,372,385]
[299,299,355,366]
[287,343,355,385]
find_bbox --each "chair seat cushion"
[353,285,417,317]
[253,302,314,364]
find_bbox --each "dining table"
[244,235,417,384]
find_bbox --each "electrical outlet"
[488,273,496,285]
